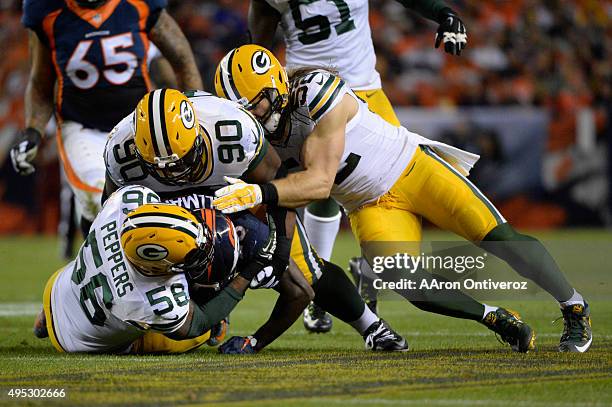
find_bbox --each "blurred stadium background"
[0,0,609,241]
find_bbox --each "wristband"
[22,127,43,144]
[259,182,279,206]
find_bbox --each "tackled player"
[103,89,408,353]
[33,185,270,354]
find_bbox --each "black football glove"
[434,8,467,56]
[238,214,278,285]
[10,127,42,176]
[249,216,291,290]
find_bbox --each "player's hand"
[238,214,277,283]
[213,177,262,214]
[218,335,258,354]
[435,9,467,56]
[10,128,42,176]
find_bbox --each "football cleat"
[33,310,48,339]
[206,317,229,347]
[483,308,535,353]
[558,303,592,353]
[349,257,378,314]
[303,302,333,333]
[363,319,408,351]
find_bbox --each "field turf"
[0,230,611,406]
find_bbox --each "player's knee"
[306,198,341,218]
[483,223,538,243]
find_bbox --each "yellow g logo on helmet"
[121,203,210,276]
[214,44,288,109]
[133,89,213,185]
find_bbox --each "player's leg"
[291,219,407,351]
[303,198,341,331]
[130,331,212,354]
[345,88,400,313]
[57,121,106,236]
[349,191,535,352]
[407,146,589,352]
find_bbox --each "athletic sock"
[482,304,499,320]
[559,289,585,308]
[483,223,574,302]
[304,200,341,261]
[349,305,379,335]
[382,266,485,321]
[312,260,367,323]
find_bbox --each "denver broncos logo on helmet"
[251,50,272,75]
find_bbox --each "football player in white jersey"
[214,45,593,353]
[103,88,409,353]
[249,0,468,329]
[33,185,267,354]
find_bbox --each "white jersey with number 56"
[49,185,191,353]
[265,0,380,90]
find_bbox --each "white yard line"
[0,303,41,317]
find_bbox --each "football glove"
[218,335,258,354]
[213,177,262,214]
[10,128,42,176]
[237,214,277,282]
[434,8,467,56]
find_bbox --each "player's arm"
[168,276,250,340]
[213,95,354,210]
[242,145,296,288]
[149,10,203,90]
[248,0,281,48]
[10,31,55,175]
[396,0,467,55]
[25,31,55,135]
[251,263,314,350]
[269,95,354,208]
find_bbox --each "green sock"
[382,266,485,321]
[482,223,574,302]
[312,260,365,323]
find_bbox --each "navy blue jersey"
[23,0,166,131]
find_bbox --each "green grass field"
[1,230,611,406]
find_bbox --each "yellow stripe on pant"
[130,330,211,355]
[354,88,400,127]
[289,218,324,285]
[43,268,66,353]
[349,146,505,253]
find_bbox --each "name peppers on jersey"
[48,185,193,353]
[104,91,268,196]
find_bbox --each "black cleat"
[483,308,535,353]
[303,302,333,333]
[349,257,378,314]
[363,319,408,351]
[559,303,592,353]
